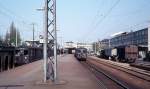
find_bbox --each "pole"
[61,37,63,48]
[31,23,35,46]
[16,29,18,47]
[43,0,57,83]
[43,0,48,82]
[95,42,96,54]
[109,39,111,48]
[53,0,58,82]
[33,24,35,46]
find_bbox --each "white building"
[64,42,93,51]
[76,42,93,51]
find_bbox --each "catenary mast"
[43,0,57,83]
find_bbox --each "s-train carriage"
[74,48,87,61]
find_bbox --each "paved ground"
[0,54,101,89]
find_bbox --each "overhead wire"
[0,9,13,20]
[83,0,150,42]
[0,3,36,41]
[77,0,106,42]
[0,3,31,28]
[122,20,150,32]
[80,0,121,42]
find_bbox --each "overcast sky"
[0,0,150,44]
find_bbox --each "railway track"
[0,84,24,89]
[89,57,150,82]
[82,57,150,89]
[81,61,129,89]
[97,57,150,74]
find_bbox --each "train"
[97,45,138,63]
[143,51,150,61]
[74,48,87,61]
[15,47,43,66]
[0,46,15,71]
[0,46,44,72]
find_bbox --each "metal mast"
[44,0,57,82]
[31,23,35,46]
[15,29,18,47]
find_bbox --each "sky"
[0,0,150,44]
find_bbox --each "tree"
[0,35,2,42]
[0,35,3,45]
[4,31,10,44]
[4,22,21,46]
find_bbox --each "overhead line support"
[43,0,57,83]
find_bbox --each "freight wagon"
[104,48,112,59]
[111,45,138,62]
[98,45,138,63]
[97,48,112,59]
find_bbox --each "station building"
[109,28,150,58]
[98,39,110,50]
[64,41,93,54]
[76,42,93,51]
[96,27,150,59]
[110,27,150,51]
[110,29,147,47]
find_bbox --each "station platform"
[0,54,100,89]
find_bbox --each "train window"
[24,50,28,55]
[83,50,87,53]
[0,56,1,71]
[76,49,81,53]
[15,50,20,54]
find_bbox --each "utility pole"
[43,0,57,83]
[58,37,63,48]
[31,23,35,46]
[16,29,18,47]
[109,39,111,48]
[95,42,97,54]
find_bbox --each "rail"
[89,56,150,82]
[82,61,129,89]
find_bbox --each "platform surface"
[0,54,101,89]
